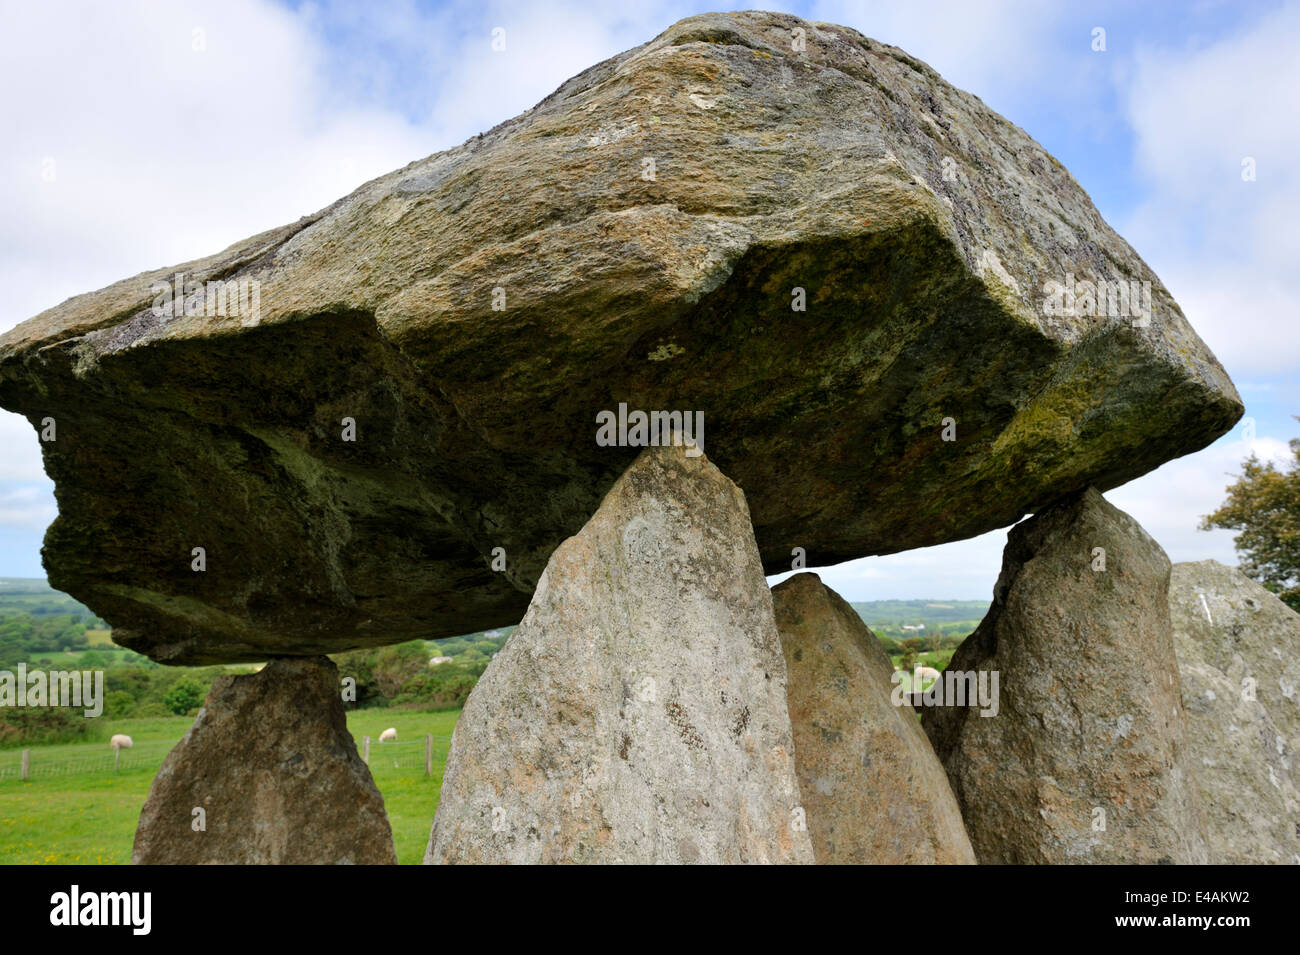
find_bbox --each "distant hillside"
[850,599,989,628]
[0,578,989,654]
[0,578,99,619]
[849,600,988,653]
[0,577,59,593]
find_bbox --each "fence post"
[114,747,121,772]
[362,735,370,766]
[20,749,29,781]
[425,734,433,777]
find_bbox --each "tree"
[79,650,108,668]
[163,678,205,716]
[104,690,136,719]
[371,641,429,699]
[1201,423,1300,611]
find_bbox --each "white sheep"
[379,727,397,743]
[110,734,133,750]
[915,666,942,684]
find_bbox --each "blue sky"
[1,0,1297,600]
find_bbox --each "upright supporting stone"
[426,444,812,864]
[925,487,1208,864]
[133,656,396,864]
[1169,560,1300,864]
[772,573,975,864]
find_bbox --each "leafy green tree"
[371,641,429,699]
[0,706,104,747]
[390,659,489,710]
[332,648,383,707]
[163,677,205,715]
[104,690,136,718]
[1201,424,1300,611]
[105,667,152,700]
[79,649,109,667]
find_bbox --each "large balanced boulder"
[0,11,1240,663]
[772,572,974,863]
[426,444,812,864]
[925,487,1208,863]
[1169,560,1300,864]
[133,656,396,864]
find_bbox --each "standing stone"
[772,573,975,864]
[133,657,396,864]
[426,444,812,864]
[925,487,1208,863]
[1169,560,1300,864]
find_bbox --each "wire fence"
[0,740,175,781]
[360,734,454,773]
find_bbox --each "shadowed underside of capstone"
[0,10,1240,663]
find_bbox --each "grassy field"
[83,628,115,646]
[0,707,459,865]
[888,648,955,675]
[349,708,458,864]
[21,647,140,667]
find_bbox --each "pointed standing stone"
[772,573,975,863]
[426,444,812,864]
[924,488,1208,863]
[133,657,396,864]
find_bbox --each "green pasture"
[0,708,458,865]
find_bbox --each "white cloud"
[770,528,1010,602]
[415,1,705,149]
[0,0,435,334]
[0,414,53,537]
[0,412,46,483]
[775,432,1284,604]
[806,0,1078,117]
[1108,434,1289,566]
[0,482,57,530]
[1121,3,1300,379]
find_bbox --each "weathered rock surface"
[133,656,396,864]
[772,572,975,863]
[426,444,812,864]
[0,11,1240,662]
[925,488,1208,863]
[1169,560,1300,864]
